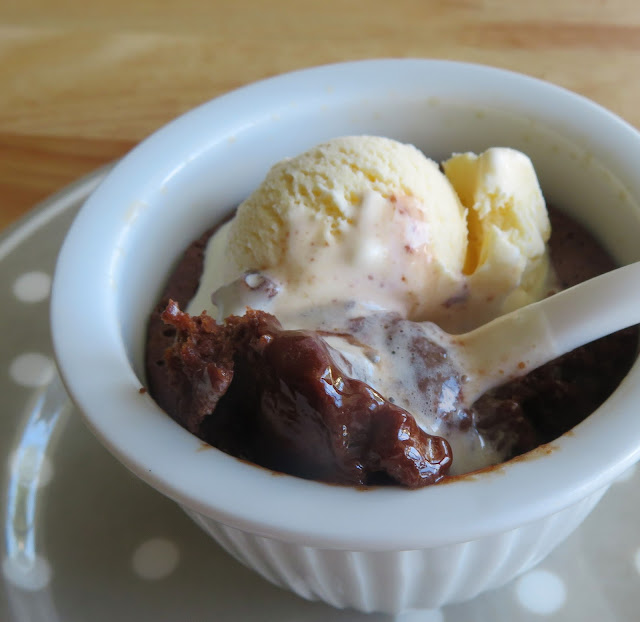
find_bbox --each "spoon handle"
[459,261,640,404]
[543,261,640,356]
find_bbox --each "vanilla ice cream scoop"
[190,140,556,333]
[443,148,555,328]
[189,136,468,322]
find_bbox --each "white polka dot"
[132,538,180,580]
[2,555,52,591]
[516,569,566,615]
[9,353,55,388]
[395,609,444,622]
[9,449,53,488]
[12,271,51,303]
[614,463,637,484]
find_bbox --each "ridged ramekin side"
[182,486,607,614]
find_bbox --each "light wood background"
[2,0,640,230]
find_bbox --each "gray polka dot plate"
[1,170,639,622]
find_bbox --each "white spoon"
[452,261,640,405]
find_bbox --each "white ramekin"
[51,60,640,614]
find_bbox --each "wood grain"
[2,0,640,229]
[0,134,134,229]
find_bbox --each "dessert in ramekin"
[52,60,640,613]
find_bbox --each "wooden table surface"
[2,0,640,230]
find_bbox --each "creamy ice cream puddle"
[194,256,640,474]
